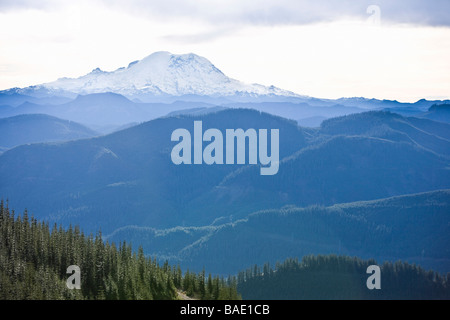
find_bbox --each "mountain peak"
[72,92,133,104]
[30,51,298,99]
[90,67,104,74]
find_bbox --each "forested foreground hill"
[235,256,450,300]
[0,201,240,300]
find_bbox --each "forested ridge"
[235,255,450,300]
[0,200,240,300]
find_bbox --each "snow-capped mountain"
[33,51,297,98]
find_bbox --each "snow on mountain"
[38,51,298,98]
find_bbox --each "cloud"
[0,0,60,11]
[2,0,449,27]
[102,0,450,27]
[161,28,238,44]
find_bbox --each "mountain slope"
[105,189,450,275]
[1,93,218,126]
[224,101,366,123]
[1,109,449,275]
[1,110,449,232]
[420,104,450,123]
[0,108,307,232]
[320,111,450,156]
[0,114,98,150]
[236,255,450,300]
[202,134,450,215]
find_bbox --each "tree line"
[234,255,450,299]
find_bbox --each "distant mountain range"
[1,51,449,130]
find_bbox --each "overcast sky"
[1,0,449,102]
